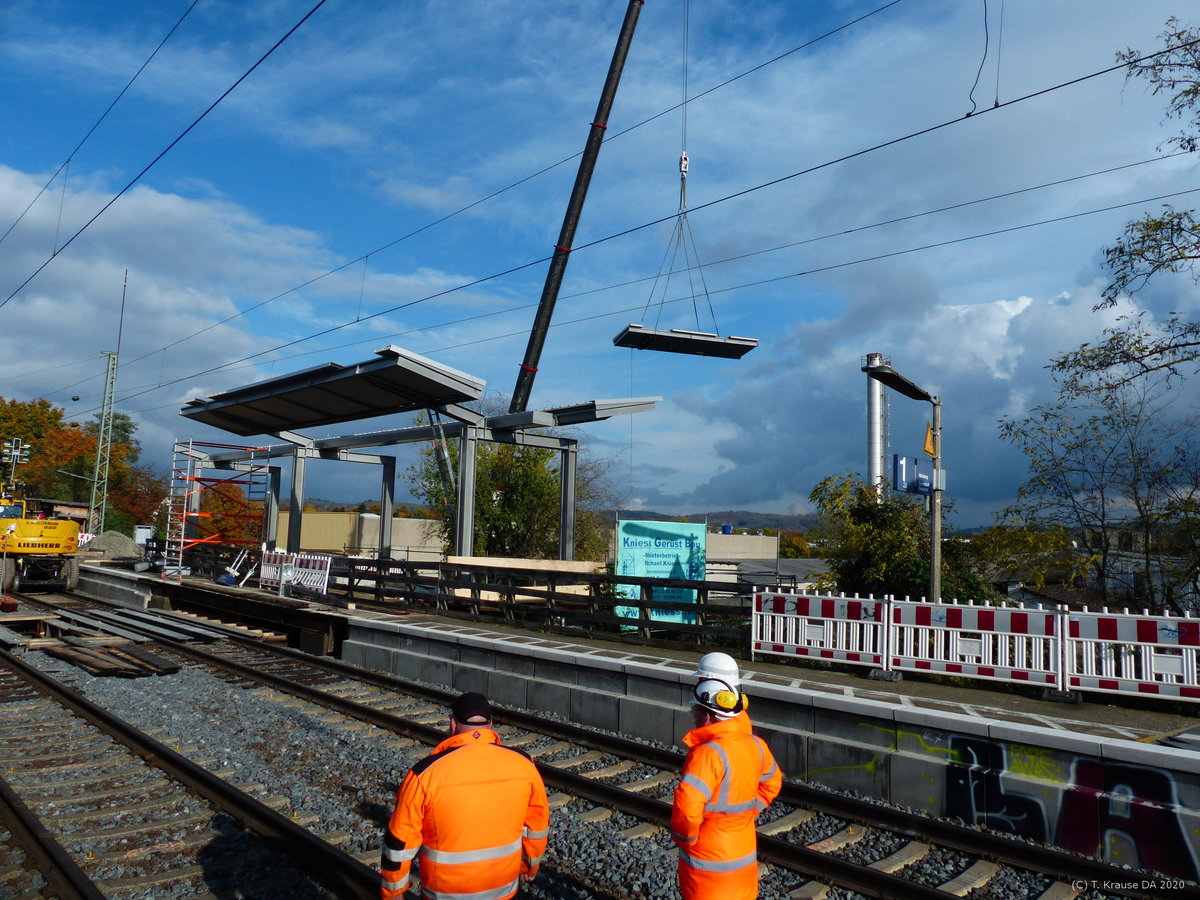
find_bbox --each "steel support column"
[378,456,395,558]
[559,443,578,561]
[454,427,479,557]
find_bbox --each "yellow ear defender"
[713,689,739,710]
[695,679,746,714]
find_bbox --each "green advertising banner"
[615,520,706,626]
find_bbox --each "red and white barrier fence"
[260,551,331,594]
[753,590,1200,702]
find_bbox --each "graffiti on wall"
[944,735,1199,879]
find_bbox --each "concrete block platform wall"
[342,612,1200,881]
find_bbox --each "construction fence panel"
[888,599,1062,689]
[260,551,331,594]
[1067,608,1200,700]
[752,592,884,667]
[751,592,1200,702]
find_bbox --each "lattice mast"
[87,350,117,534]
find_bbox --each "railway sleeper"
[807,824,866,853]
[937,859,1000,896]
[758,808,815,836]
[867,840,931,873]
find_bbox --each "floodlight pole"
[510,0,644,414]
[863,362,942,603]
[929,396,942,604]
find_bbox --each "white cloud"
[2,1,1198,525]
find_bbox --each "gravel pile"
[82,530,144,559]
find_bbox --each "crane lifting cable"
[613,2,756,360]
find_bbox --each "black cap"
[451,692,492,723]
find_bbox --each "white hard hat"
[693,678,744,719]
[693,652,740,689]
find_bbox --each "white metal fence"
[752,590,1200,702]
[260,551,332,595]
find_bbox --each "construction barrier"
[753,591,1200,703]
[1068,608,1200,700]
[889,598,1061,689]
[260,551,332,594]
[753,593,883,666]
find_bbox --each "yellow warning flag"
[924,422,935,457]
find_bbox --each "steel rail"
[147,633,947,899]
[0,648,378,899]
[42,596,1195,900]
[170,630,1195,900]
[0,772,107,900]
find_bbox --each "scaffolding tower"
[165,440,273,580]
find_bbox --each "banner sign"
[615,520,706,626]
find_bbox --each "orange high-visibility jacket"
[670,711,782,900]
[381,727,550,900]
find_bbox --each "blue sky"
[2,0,1198,528]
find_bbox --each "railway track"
[0,650,375,899]
[6,592,1194,900]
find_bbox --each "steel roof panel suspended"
[181,345,485,436]
[612,324,758,359]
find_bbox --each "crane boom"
[509,0,645,414]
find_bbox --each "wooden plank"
[111,644,182,675]
[41,643,132,676]
[41,642,148,677]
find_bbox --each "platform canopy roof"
[612,324,758,359]
[181,345,485,437]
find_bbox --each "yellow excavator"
[0,484,81,592]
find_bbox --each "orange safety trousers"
[670,711,782,900]
[381,728,549,900]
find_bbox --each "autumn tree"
[0,396,167,534]
[1055,18,1200,389]
[106,466,169,537]
[999,374,1200,611]
[408,398,618,561]
[808,474,998,602]
[778,529,811,559]
[963,521,1085,592]
[195,478,264,547]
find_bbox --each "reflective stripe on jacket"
[671,711,782,900]
[381,727,550,900]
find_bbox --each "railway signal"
[2,438,30,483]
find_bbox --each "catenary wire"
[967,0,990,116]
[94,31,1200,398]
[305,186,1200,359]
[38,31,1200,410]
[0,0,330,311]
[18,1,918,405]
[104,183,1200,419]
[0,0,202,251]
[25,148,1186,391]
[103,0,913,371]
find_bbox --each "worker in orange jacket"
[671,652,782,900]
[380,692,550,900]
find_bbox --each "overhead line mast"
[509,0,645,415]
